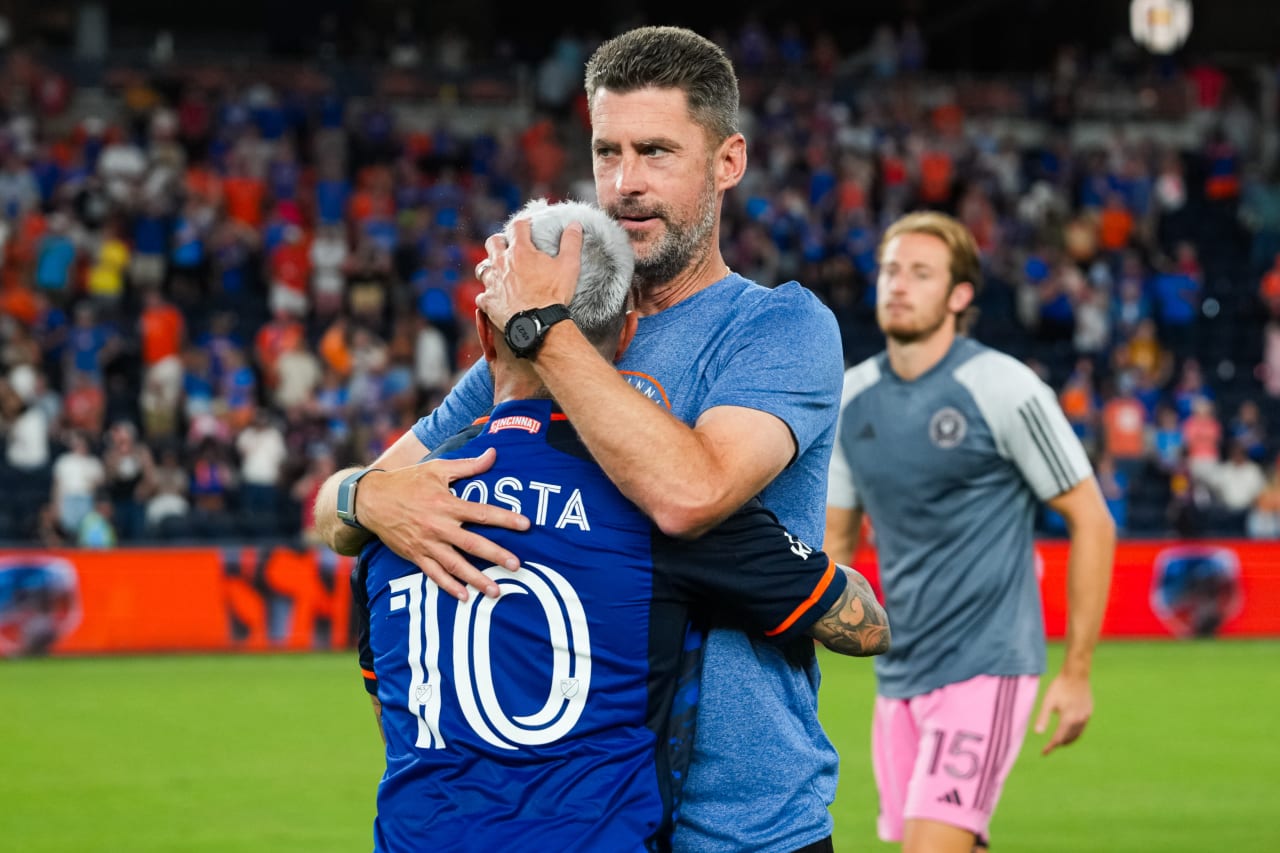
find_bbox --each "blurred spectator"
[1245,460,1280,539]
[1207,441,1266,519]
[3,365,52,472]
[1171,357,1213,421]
[1102,373,1149,480]
[414,314,451,394]
[76,491,117,547]
[1111,253,1152,342]
[33,212,77,307]
[84,218,130,318]
[51,430,105,536]
[189,437,237,515]
[1182,396,1223,485]
[62,368,106,437]
[102,420,153,540]
[1151,248,1202,360]
[1240,169,1280,275]
[1227,400,1268,464]
[138,288,186,440]
[291,446,337,546]
[1059,358,1099,449]
[138,443,191,536]
[309,222,349,321]
[235,408,287,519]
[1114,317,1172,389]
[273,330,323,413]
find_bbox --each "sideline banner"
[850,539,1280,640]
[0,546,354,657]
[1,540,1278,657]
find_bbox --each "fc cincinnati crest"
[929,407,967,449]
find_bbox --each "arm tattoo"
[810,566,890,657]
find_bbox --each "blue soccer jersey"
[412,274,846,852]
[354,400,846,853]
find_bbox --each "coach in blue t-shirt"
[353,198,887,852]
[319,28,847,853]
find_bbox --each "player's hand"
[1033,672,1093,756]
[357,449,530,601]
[475,217,582,329]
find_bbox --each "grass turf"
[1,640,1277,851]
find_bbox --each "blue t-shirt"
[412,274,845,852]
[358,400,845,853]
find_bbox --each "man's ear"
[476,308,499,362]
[948,281,975,315]
[716,133,747,192]
[613,311,639,363]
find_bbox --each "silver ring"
[476,259,493,279]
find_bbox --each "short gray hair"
[504,199,634,346]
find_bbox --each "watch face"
[508,316,539,349]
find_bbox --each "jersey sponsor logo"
[489,415,543,435]
[620,371,672,410]
[785,532,813,559]
[937,788,963,806]
[929,407,968,449]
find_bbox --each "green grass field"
[2,640,1277,852]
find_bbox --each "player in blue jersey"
[317,27,847,853]
[824,211,1116,853]
[353,198,888,852]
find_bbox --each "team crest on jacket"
[928,407,967,449]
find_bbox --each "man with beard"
[823,211,1116,853]
[316,26,846,853]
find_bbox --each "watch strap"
[337,467,384,529]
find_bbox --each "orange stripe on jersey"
[766,559,838,637]
[361,668,377,682]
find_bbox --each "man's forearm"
[530,323,790,537]
[809,565,890,657]
[1061,513,1116,678]
[315,467,375,555]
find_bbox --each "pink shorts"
[872,674,1039,844]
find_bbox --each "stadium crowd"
[3,18,1280,546]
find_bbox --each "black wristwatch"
[336,467,384,529]
[504,305,572,359]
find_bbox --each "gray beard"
[625,184,718,291]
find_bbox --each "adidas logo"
[857,423,876,440]
[937,789,962,807]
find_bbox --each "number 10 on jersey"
[388,562,593,751]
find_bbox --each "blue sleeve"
[411,360,495,450]
[702,282,844,461]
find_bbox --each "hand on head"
[475,217,583,330]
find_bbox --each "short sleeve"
[826,359,881,510]
[700,283,844,462]
[956,351,1093,501]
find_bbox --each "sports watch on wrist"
[336,467,384,529]
[504,304,572,359]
